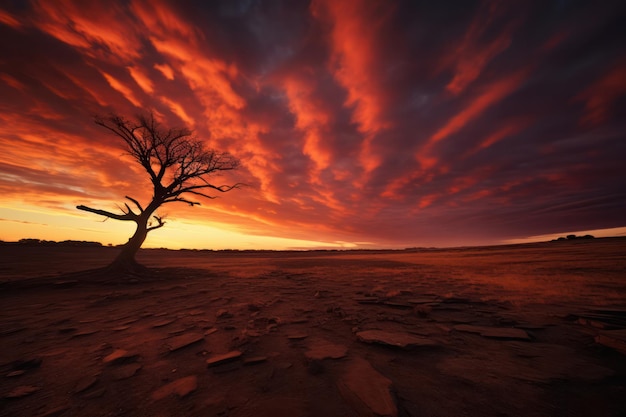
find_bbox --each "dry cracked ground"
[1,239,625,416]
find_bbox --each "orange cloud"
[414,69,528,171]
[282,75,332,181]
[576,60,626,126]
[0,8,21,29]
[464,117,531,158]
[128,66,154,94]
[443,1,520,95]
[100,71,142,108]
[32,0,142,62]
[154,63,175,80]
[311,0,393,173]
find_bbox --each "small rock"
[74,376,98,394]
[243,356,267,365]
[216,309,233,319]
[206,351,242,367]
[356,330,438,349]
[38,405,71,417]
[152,375,198,400]
[204,328,218,336]
[287,333,308,340]
[82,387,106,399]
[71,329,100,338]
[595,329,626,354]
[4,385,41,398]
[152,319,176,328]
[453,325,531,340]
[111,325,130,331]
[355,297,380,304]
[167,333,204,351]
[10,357,42,372]
[112,363,142,380]
[103,349,138,365]
[6,370,25,377]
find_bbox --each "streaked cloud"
[1,0,624,249]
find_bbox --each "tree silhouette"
[77,112,241,272]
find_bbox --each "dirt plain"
[1,238,625,417]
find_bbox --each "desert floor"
[1,238,625,417]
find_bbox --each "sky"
[1,0,625,250]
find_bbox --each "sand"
[1,238,625,416]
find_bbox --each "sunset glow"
[1,0,625,249]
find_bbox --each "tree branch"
[125,196,144,213]
[76,205,137,221]
[147,215,166,231]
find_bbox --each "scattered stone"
[453,325,531,340]
[71,329,100,338]
[243,356,267,365]
[305,339,348,360]
[408,298,437,305]
[103,349,138,365]
[275,361,293,370]
[38,405,72,417]
[188,309,205,316]
[4,385,41,398]
[337,357,397,417]
[356,330,438,349]
[595,329,626,354]
[216,309,233,319]
[167,333,205,351]
[53,280,78,288]
[112,363,142,380]
[152,375,198,400]
[82,387,106,399]
[287,333,308,340]
[11,357,42,370]
[58,327,77,334]
[355,297,379,304]
[111,325,130,331]
[206,351,242,367]
[152,319,176,328]
[74,376,98,394]
[382,301,413,309]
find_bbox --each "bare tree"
[77,112,241,272]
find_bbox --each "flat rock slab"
[595,329,626,354]
[103,349,139,365]
[166,333,204,351]
[206,350,242,367]
[453,325,531,340]
[152,375,198,400]
[356,330,438,349]
[305,338,348,360]
[337,358,397,417]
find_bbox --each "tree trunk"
[107,217,149,273]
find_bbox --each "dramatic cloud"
[1,0,625,249]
